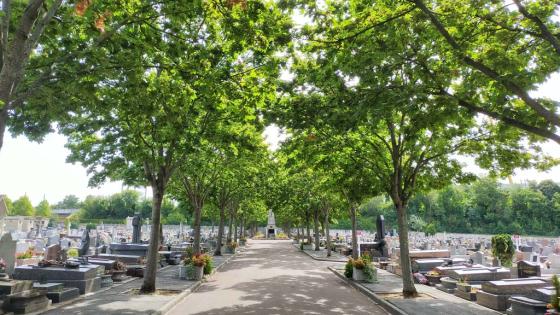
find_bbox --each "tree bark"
[227,210,234,243]
[395,198,417,297]
[215,205,225,256]
[192,202,203,254]
[306,215,311,243]
[313,208,320,251]
[325,206,331,257]
[233,218,238,243]
[0,108,7,151]
[351,206,358,259]
[140,183,164,293]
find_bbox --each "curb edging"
[155,244,245,315]
[328,266,407,315]
[294,244,347,262]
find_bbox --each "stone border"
[328,266,407,315]
[294,244,347,262]
[155,244,245,315]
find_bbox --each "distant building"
[52,208,80,218]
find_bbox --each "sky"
[0,77,559,207]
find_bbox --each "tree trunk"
[238,217,244,240]
[214,205,226,256]
[227,211,234,243]
[193,203,203,254]
[395,199,418,297]
[296,227,300,242]
[306,216,311,243]
[234,218,238,243]
[0,109,7,151]
[140,184,164,293]
[325,207,331,257]
[351,206,358,259]
[313,208,320,251]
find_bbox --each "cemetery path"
[168,240,389,315]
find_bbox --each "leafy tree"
[1,195,13,214]
[11,196,34,216]
[35,200,52,217]
[54,194,81,209]
[536,180,560,200]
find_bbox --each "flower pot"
[353,267,366,281]
[179,265,190,280]
[183,264,204,281]
[426,274,442,285]
[111,271,126,282]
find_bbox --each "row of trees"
[2,0,559,298]
[264,0,560,298]
[1,195,52,217]
[356,178,560,236]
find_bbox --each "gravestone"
[517,260,541,278]
[470,251,484,265]
[45,244,61,261]
[132,213,141,244]
[0,233,17,275]
[78,228,90,257]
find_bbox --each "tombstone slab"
[0,233,17,275]
[509,296,548,315]
[476,290,510,311]
[482,278,549,295]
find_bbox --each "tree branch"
[412,0,560,128]
[513,0,560,55]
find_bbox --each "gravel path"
[168,240,388,315]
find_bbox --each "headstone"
[375,215,385,242]
[470,251,484,265]
[0,233,17,275]
[517,260,541,278]
[45,244,61,261]
[78,228,90,256]
[131,213,141,244]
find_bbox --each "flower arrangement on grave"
[276,232,288,240]
[16,249,33,260]
[426,269,440,276]
[491,234,515,267]
[0,258,6,273]
[111,261,127,272]
[67,248,79,258]
[344,258,354,278]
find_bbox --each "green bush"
[491,234,515,267]
[344,259,354,278]
[203,254,213,275]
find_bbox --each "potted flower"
[352,258,366,281]
[361,254,377,283]
[344,259,354,278]
[426,269,442,285]
[202,254,213,275]
[225,242,238,254]
[110,260,127,282]
[190,254,205,280]
[0,259,7,280]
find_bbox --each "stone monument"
[77,228,90,257]
[266,209,276,239]
[132,213,141,244]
